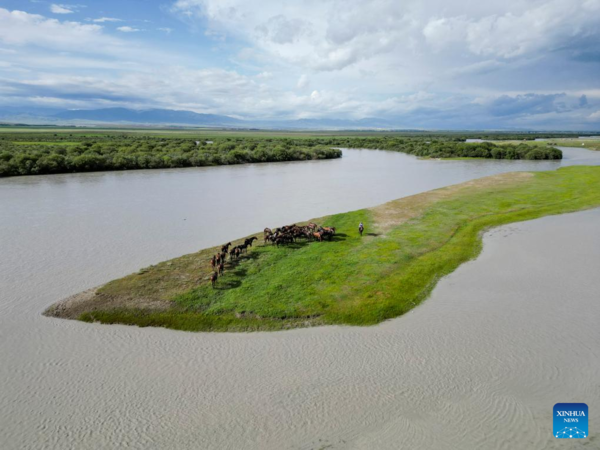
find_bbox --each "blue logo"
[554,403,588,439]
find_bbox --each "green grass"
[492,139,600,151]
[74,166,600,332]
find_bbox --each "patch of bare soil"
[43,287,171,320]
[370,172,533,233]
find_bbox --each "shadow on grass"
[213,234,348,291]
[214,279,242,290]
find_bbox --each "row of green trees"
[0,134,563,177]
[325,138,563,160]
[0,138,341,177]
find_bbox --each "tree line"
[0,136,341,177]
[0,133,562,177]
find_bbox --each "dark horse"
[359,223,364,236]
[245,237,258,247]
[218,262,224,275]
[221,242,232,253]
[210,271,218,288]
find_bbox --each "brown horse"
[221,242,232,253]
[312,231,323,242]
[210,255,216,268]
[322,226,336,235]
[215,253,221,265]
[218,262,224,275]
[210,272,218,288]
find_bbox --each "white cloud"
[1,3,600,129]
[0,8,104,49]
[297,74,309,89]
[0,9,175,65]
[50,4,74,14]
[117,26,141,33]
[158,27,172,34]
[92,17,122,23]
[172,0,600,72]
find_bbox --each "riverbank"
[45,166,600,332]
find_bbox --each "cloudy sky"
[1,0,600,129]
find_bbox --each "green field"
[492,138,600,151]
[45,165,600,332]
[0,125,594,139]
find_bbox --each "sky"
[0,0,600,129]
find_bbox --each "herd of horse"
[263,222,336,245]
[208,222,336,287]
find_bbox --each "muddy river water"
[1,147,599,449]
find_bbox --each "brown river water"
[1,147,599,449]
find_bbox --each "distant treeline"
[321,137,563,160]
[0,133,562,177]
[0,136,341,177]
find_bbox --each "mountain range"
[0,107,399,130]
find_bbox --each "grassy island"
[45,165,600,332]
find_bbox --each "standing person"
[359,222,364,236]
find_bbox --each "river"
[1,147,599,449]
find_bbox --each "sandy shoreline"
[44,285,172,320]
[43,287,99,319]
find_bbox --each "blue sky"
[1,0,600,129]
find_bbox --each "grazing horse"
[210,255,216,268]
[218,262,224,275]
[245,237,258,247]
[221,242,232,253]
[322,226,336,235]
[210,272,218,288]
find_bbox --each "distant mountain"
[54,108,243,126]
[287,117,398,129]
[0,106,401,130]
